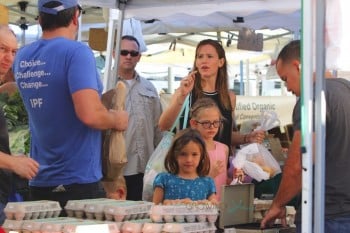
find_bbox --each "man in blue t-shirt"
[12,0,128,212]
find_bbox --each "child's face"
[192,107,221,140]
[176,141,202,177]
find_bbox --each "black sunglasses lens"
[120,50,139,57]
[130,51,139,56]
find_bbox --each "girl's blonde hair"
[190,97,222,120]
[164,128,210,177]
[190,97,224,136]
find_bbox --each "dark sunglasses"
[120,50,140,57]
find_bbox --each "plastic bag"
[142,131,174,201]
[256,111,280,131]
[232,143,281,182]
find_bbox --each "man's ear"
[292,60,301,73]
[72,10,80,26]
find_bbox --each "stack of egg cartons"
[64,199,153,222]
[64,199,155,233]
[2,200,61,232]
[148,203,218,233]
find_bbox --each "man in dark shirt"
[261,40,350,232]
[0,25,39,224]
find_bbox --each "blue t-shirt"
[13,37,103,187]
[153,172,216,201]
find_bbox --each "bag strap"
[170,95,190,132]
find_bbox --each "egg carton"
[103,201,153,222]
[83,200,129,220]
[64,198,112,218]
[4,200,61,221]
[150,204,218,223]
[162,222,216,233]
[2,219,23,233]
[119,219,153,233]
[142,222,164,233]
[253,199,273,211]
[21,217,78,233]
[61,220,120,233]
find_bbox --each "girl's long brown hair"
[164,128,210,177]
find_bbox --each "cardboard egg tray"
[150,204,218,223]
[162,222,216,233]
[65,199,153,222]
[103,201,153,222]
[22,217,78,233]
[2,217,120,233]
[64,198,112,218]
[120,220,216,233]
[62,220,120,233]
[4,200,61,221]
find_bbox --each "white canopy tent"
[81,0,300,33]
[78,0,301,90]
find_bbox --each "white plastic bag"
[232,143,281,182]
[142,131,174,201]
[256,111,281,131]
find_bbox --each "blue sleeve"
[153,172,166,189]
[67,44,102,94]
[207,177,217,197]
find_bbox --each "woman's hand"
[178,70,197,98]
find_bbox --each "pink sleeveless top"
[208,141,228,201]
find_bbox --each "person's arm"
[208,193,218,205]
[229,91,265,145]
[153,187,165,204]
[158,71,196,131]
[0,152,39,180]
[0,82,17,96]
[72,89,128,130]
[232,130,265,145]
[260,130,302,228]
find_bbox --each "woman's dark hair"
[39,1,78,30]
[192,39,232,111]
[164,128,210,177]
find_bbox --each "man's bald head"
[0,25,18,77]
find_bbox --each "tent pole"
[103,8,118,91]
[314,0,326,232]
[301,0,314,232]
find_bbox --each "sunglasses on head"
[120,50,140,57]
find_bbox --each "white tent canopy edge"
[79,0,301,90]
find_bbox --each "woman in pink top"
[190,98,243,201]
